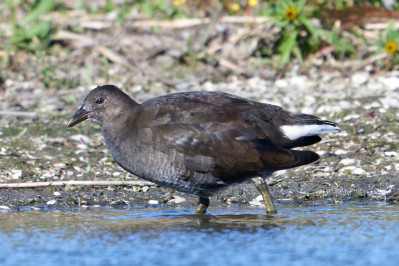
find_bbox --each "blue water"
[0,203,398,266]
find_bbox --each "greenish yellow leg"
[252,177,277,214]
[195,197,210,214]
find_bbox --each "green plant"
[375,20,399,67]
[318,25,357,59]
[269,0,319,68]
[138,0,188,20]
[268,0,356,69]
[7,0,56,51]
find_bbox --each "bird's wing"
[140,91,325,180]
[153,121,317,181]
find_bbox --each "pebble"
[226,197,240,204]
[334,149,348,155]
[47,199,57,205]
[73,166,83,172]
[41,171,55,179]
[249,195,263,206]
[351,72,369,87]
[340,159,356,166]
[148,200,159,205]
[343,114,360,121]
[274,79,289,88]
[167,196,186,204]
[70,134,92,144]
[77,143,88,150]
[9,169,23,179]
[342,166,366,176]
[379,76,399,90]
[54,163,67,170]
[384,151,397,157]
[0,206,10,210]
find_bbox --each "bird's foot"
[195,197,210,214]
[252,177,277,214]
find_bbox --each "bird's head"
[67,85,136,128]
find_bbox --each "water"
[0,203,398,266]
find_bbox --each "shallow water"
[0,203,398,266]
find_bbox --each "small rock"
[384,165,392,171]
[70,134,91,144]
[334,149,348,155]
[340,159,356,166]
[226,197,240,204]
[73,166,83,172]
[352,168,366,175]
[376,188,393,196]
[47,199,57,205]
[384,151,397,157]
[41,171,55,179]
[142,186,150,192]
[168,196,186,204]
[274,79,288,88]
[53,163,67,170]
[342,166,366,175]
[148,200,159,205]
[10,169,23,179]
[380,76,399,90]
[249,195,263,206]
[343,114,360,121]
[53,192,61,197]
[77,143,88,150]
[351,72,369,87]
[0,206,10,210]
[249,200,263,206]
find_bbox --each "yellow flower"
[248,0,258,6]
[385,41,398,54]
[285,7,297,20]
[173,0,186,7]
[230,2,240,11]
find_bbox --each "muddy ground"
[1,79,398,211]
[1,4,399,211]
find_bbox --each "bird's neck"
[100,105,147,177]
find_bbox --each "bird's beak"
[67,104,89,127]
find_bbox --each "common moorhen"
[68,85,339,213]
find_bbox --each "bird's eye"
[96,98,104,104]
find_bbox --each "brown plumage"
[68,85,339,213]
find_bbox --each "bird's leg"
[195,197,210,214]
[252,177,277,214]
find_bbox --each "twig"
[0,111,38,118]
[45,14,270,30]
[196,3,223,53]
[0,180,155,188]
[218,59,248,76]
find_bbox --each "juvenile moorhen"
[68,85,339,214]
